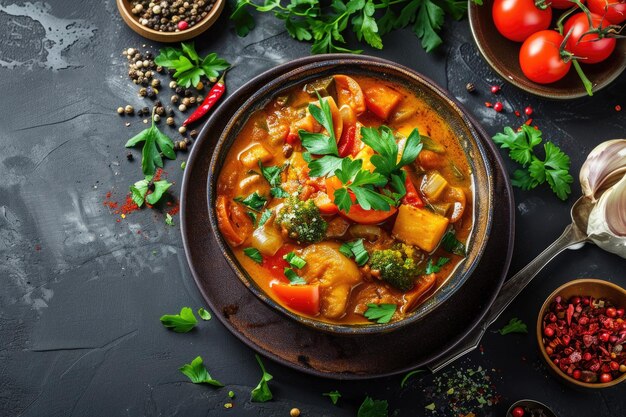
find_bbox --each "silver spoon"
[428,196,594,373]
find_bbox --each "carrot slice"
[334,75,366,115]
[363,85,403,120]
[216,195,245,246]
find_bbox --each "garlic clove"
[604,174,626,237]
[587,175,626,258]
[580,139,626,202]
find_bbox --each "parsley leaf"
[300,97,339,155]
[160,307,198,333]
[363,303,396,324]
[441,230,466,256]
[323,390,342,405]
[125,114,175,176]
[333,157,393,212]
[400,369,425,388]
[425,257,450,274]
[251,354,273,402]
[492,125,572,200]
[258,161,282,187]
[198,308,212,321]
[258,209,272,227]
[283,251,307,269]
[284,267,307,285]
[307,155,344,177]
[498,317,528,335]
[234,192,267,211]
[361,126,422,177]
[155,43,229,88]
[179,356,224,387]
[244,247,263,264]
[165,213,174,226]
[357,396,388,417]
[339,239,369,266]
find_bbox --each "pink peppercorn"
[178,21,189,30]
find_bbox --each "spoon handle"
[428,222,587,373]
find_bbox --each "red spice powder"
[103,191,119,210]
[119,195,140,215]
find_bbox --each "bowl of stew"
[208,55,494,333]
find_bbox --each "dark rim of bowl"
[206,54,494,334]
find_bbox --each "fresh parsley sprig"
[130,175,173,207]
[179,356,224,386]
[251,354,273,402]
[323,390,342,405]
[334,157,394,212]
[497,317,528,335]
[492,125,573,200]
[125,110,176,176]
[259,161,289,198]
[154,42,230,88]
[363,303,397,324]
[160,307,198,333]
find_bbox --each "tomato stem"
[534,0,550,10]
[572,60,594,96]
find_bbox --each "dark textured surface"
[1,1,625,416]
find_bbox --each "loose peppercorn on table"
[0,2,625,417]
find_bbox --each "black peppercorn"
[465,82,476,93]
[189,129,198,139]
[127,152,134,161]
[166,106,175,117]
[175,86,183,95]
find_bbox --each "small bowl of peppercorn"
[537,279,626,389]
[507,399,557,417]
[116,0,225,43]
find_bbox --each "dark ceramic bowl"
[469,1,626,99]
[537,279,626,389]
[507,399,558,417]
[207,55,495,334]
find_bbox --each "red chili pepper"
[402,176,424,208]
[183,72,227,126]
[337,124,356,157]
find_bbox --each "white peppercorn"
[178,104,187,112]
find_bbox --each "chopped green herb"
[357,396,388,417]
[154,43,230,88]
[322,390,342,405]
[400,369,425,388]
[339,239,369,266]
[257,209,272,227]
[250,354,273,402]
[160,307,198,333]
[258,161,290,198]
[497,317,528,335]
[425,257,450,274]
[130,175,173,207]
[425,402,436,411]
[441,231,466,256]
[125,112,176,176]
[179,356,224,387]
[234,192,267,211]
[198,307,212,321]
[228,390,235,398]
[181,161,187,170]
[165,213,174,226]
[247,211,258,223]
[363,303,396,324]
[243,247,263,264]
[283,251,307,269]
[284,267,306,285]
[492,125,572,200]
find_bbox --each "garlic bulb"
[580,139,626,202]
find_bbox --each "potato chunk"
[392,205,449,252]
[239,143,273,168]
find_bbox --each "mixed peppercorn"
[541,294,626,384]
[129,0,217,32]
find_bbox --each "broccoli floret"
[369,248,418,292]
[276,196,328,244]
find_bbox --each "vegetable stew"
[216,74,474,325]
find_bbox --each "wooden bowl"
[537,279,626,389]
[116,0,225,43]
[469,1,626,99]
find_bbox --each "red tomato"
[519,30,572,84]
[402,176,424,208]
[325,176,397,224]
[271,283,320,316]
[492,0,552,42]
[550,0,585,8]
[564,13,617,63]
[588,0,626,24]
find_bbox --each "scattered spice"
[465,83,476,93]
[541,294,626,384]
[514,110,521,117]
[490,85,500,94]
[524,106,533,116]
[616,105,622,112]
[485,102,493,108]
[493,102,503,112]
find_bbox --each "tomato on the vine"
[550,0,585,9]
[564,12,617,64]
[519,30,572,84]
[492,0,552,42]
[587,0,626,24]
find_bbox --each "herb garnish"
[198,307,212,321]
[283,251,307,269]
[425,257,450,274]
[497,317,528,335]
[257,209,272,227]
[492,125,573,200]
[231,0,472,55]
[339,239,369,266]
[234,192,267,211]
[363,303,397,324]
[284,267,307,285]
[258,161,290,198]
[125,112,176,176]
[244,247,263,264]
[165,213,174,226]
[154,42,230,88]
[250,354,273,402]
[130,175,173,207]
[160,307,198,333]
[400,369,425,388]
[441,231,466,256]
[322,390,342,405]
[357,396,389,417]
[179,356,224,386]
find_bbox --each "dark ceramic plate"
[205,56,494,335]
[469,1,626,99]
[180,55,515,379]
